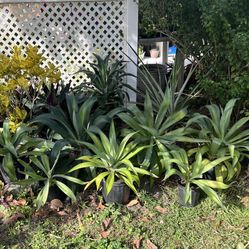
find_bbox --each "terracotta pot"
[150,49,160,58]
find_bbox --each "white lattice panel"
[0,0,128,85]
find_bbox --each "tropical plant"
[69,121,152,195]
[118,92,195,176]
[32,93,109,150]
[76,53,133,111]
[17,142,85,208]
[137,55,200,115]
[0,121,48,183]
[31,80,71,117]
[188,99,249,183]
[162,148,230,207]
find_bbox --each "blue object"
[168,46,177,55]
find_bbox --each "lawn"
[1,174,249,249]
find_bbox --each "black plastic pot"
[203,168,216,180]
[178,183,200,207]
[102,180,130,204]
[241,157,249,170]
[47,185,66,202]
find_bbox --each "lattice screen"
[0,0,129,85]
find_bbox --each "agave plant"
[162,148,230,207]
[76,54,133,111]
[69,121,152,195]
[118,92,195,176]
[32,93,109,151]
[188,99,249,182]
[17,141,84,208]
[135,44,200,115]
[0,121,48,183]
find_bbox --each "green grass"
[0,176,249,249]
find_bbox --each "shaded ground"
[0,174,249,249]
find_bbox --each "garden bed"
[0,174,249,249]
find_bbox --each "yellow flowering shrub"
[0,45,61,130]
[8,107,27,133]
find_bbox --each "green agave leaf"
[78,139,101,152]
[41,155,50,174]
[50,140,68,168]
[0,148,7,156]
[54,180,76,202]
[30,156,49,177]
[17,139,45,155]
[105,171,115,195]
[15,178,45,186]
[228,145,235,158]
[184,182,191,205]
[192,180,224,208]
[17,159,36,173]
[186,113,209,127]
[117,132,136,159]
[140,142,154,169]
[54,174,86,185]
[2,153,16,181]
[224,160,241,182]
[139,125,157,136]
[66,93,79,123]
[193,179,229,189]
[17,170,46,181]
[36,180,50,209]
[109,121,118,155]
[99,131,111,155]
[32,116,76,141]
[191,151,203,177]
[50,106,72,129]
[144,92,154,128]
[69,161,105,173]
[12,125,31,145]
[117,168,135,183]
[132,167,152,176]
[206,104,221,132]
[123,145,147,161]
[201,156,231,175]
[227,129,249,144]
[95,172,110,190]
[220,99,237,138]
[118,112,142,133]
[163,168,180,180]
[79,96,97,131]
[127,104,146,125]
[118,158,137,174]
[5,142,17,158]
[159,108,187,133]
[225,116,249,141]
[215,164,227,183]
[84,177,98,191]
[2,121,11,143]
[155,93,170,129]
[87,131,103,151]
[119,175,138,195]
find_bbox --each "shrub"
[0,45,61,129]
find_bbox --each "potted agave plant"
[164,148,231,207]
[69,121,153,204]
